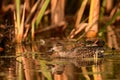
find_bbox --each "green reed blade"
[39,60,53,80]
[35,0,50,27]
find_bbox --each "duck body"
[51,40,105,58]
[68,46,104,58]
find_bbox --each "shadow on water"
[0,41,120,80]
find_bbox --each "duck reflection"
[47,39,105,80]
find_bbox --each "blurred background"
[0,0,120,80]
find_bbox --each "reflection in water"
[1,52,120,80]
[48,58,104,80]
[0,57,16,80]
[50,58,104,73]
[0,40,120,80]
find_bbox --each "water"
[0,53,120,80]
[0,40,120,80]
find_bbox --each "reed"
[32,0,50,41]
[6,0,120,80]
[15,0,23,80]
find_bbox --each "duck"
[50,39,105,58]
